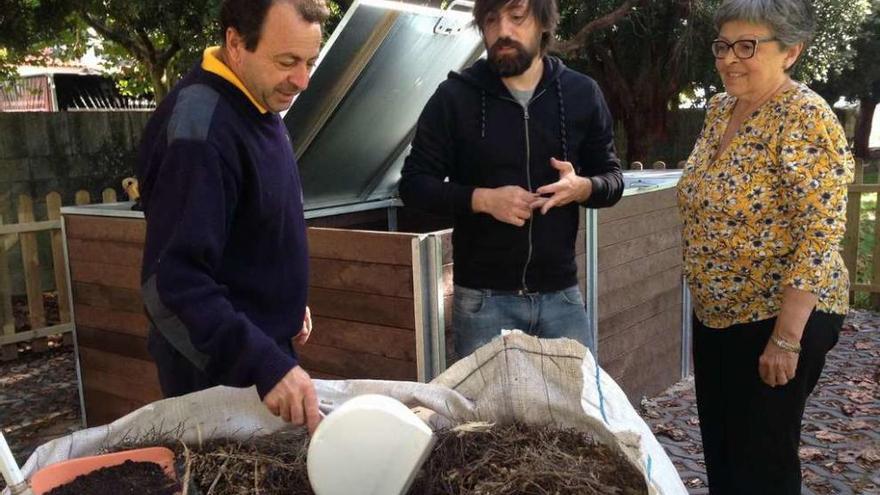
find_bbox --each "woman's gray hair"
[714,0,816,48]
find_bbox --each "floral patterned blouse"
[677,83,854,328]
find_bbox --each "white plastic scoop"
[307,394,434,495]
[0,431,34,495]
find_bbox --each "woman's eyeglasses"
[711,37,778,59]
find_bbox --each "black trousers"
[693,311,842,495]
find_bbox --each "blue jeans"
[452,284,593,358]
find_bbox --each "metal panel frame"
[411,235,432,382]
[426,232,446,376]
[61,216,88,428]
[411,232,447,382]
[681,278,693,378]
[584,208,599,357]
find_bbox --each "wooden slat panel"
[598,229,681,272]
[70,260,140,290]
[601,314,681,396]
[310,370,346,380]
[73,282,143,313]
[597,207,681,248]
[309,288,415,329]
[437,230,454,265]
[598,188,678,224]
[79,347,163,403]
[76,326,152,362]
[308,316,417,362]
[610,338,681,403]
[74,303,148,337]
[66,238,143,266]
[298,342,416,381]
[64,215,146,243]
[598,267,681,319]
[598,287,681,340]
[83,387,151,427]
[598,246,681,296]
[308,228,417,265]
[599,306,680,364]
[309,258,413,298]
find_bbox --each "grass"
[851,165,879,309]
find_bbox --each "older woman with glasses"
[677,0,854,493]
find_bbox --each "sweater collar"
[202,47,268,114]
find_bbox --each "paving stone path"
[641,309,880,494]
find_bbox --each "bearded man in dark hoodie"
[399,0,623,358]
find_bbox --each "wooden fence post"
[75,190,91,206]
[0,213,14,337]
[844,160,864,304]
[17,194,45,330]
[47,192,71,324]
[102,188,117,203]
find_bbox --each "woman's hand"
[759,338,799,387]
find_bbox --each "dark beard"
[487,38,535,77]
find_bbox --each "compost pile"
[148,423,647,495]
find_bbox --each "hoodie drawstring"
[555,78,568,162]
[480,90,487,138]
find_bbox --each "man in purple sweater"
[137,0,328,433]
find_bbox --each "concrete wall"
[0,111,151,293]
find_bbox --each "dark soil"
[44,460,179,495]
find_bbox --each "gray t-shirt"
[509,88,534,108]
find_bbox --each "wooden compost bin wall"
[65,215,158,427]
[595,188,683,401]
[66,214,433,425]
[300,228,424,381]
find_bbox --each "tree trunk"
[149,65,169,102]
[854,96,877,160]
[619,102,670,165]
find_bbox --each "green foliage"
[794,0,872,84]
[816,1,880,101]
[0,0,346,100]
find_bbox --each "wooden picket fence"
[0,188,121,360]
[843,159,880,307]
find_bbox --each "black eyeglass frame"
[711,37,778,60]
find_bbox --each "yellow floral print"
[677,83,854,328]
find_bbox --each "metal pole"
[387,206,398,232]
[427,234,446,377]
[681,277,693,378]
[585,209,599,357]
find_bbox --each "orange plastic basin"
[29,446,177,494]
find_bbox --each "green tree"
[553,0,871,164]
[1,0,349,101]
[816,1,879,159]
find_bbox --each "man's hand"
[263,365,322,434]
[534,158,592,214]
[759,339,799,387]
[293,306,312,346]
[472,186,540,227]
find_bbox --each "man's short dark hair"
[473,0,559,51]
[220,0,331,51]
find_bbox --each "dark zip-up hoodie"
[400,56,623,292]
